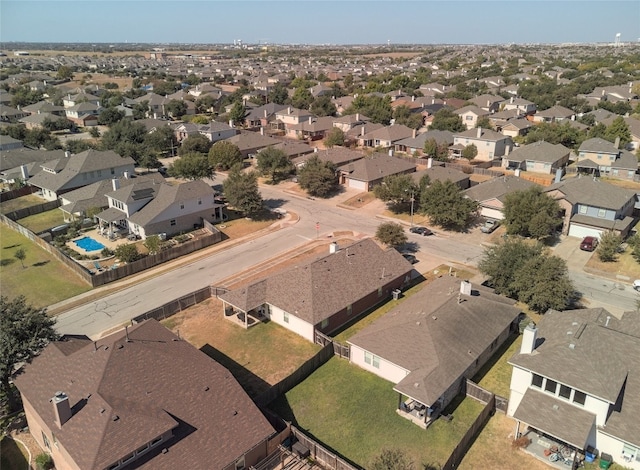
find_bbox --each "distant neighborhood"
[1,41,640,470]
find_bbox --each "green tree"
[423,138,449,161]
[189,115,210,124]
[597,230,622,262]
[101,119,148,162]
[14,248,26,268]
[228,101,247,125]
[35,452,54,470]
[461,144,478,161]
[291,87,314,110]
[97,107,125,126]
[373,174,418,210]
[512,254,575,313]
[393,105,423,129]
[371,449,415,470]
[344,95,393,125]
[503,187,561,240]
[0,296,59,411]
[604,116,631,148]
[138,153,162,172]
[42,117,74,132]
[310,95,337,117]
[195,95,218,113]
[169,152,214,180]
[208,141,243,170]
[179,133,212,155]
[268,82,289,105]
[165,99,188,118]
[297,155,338,197]
[223,165,264,216]
[524,121,585,150]
[324,127,345,148]
[65,139,93,154]
[257,147,293,183]
[429,108,466,132]
[143,235,162,255]
[476,116,493,129]
[114,243,142,263]
[375,222,408,248]
[419,180,477,231]
[145,125,178,157]
[132,100,149,120]
[478,238,545,298]
[56,65,74,80]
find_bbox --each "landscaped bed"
[269,356,484,469]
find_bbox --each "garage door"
[481,208,504,220]
[568,224,602,239]
[348,179,367,191]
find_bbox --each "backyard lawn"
[0,224,91,308]
[0,194,44,214]
[16,209,65,234]
[161,297,320,398]
[269,357,484,469]
[473,334,521,398]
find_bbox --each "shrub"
[35,453,54,470]
[512,436,532,449]
[101,247,114,257]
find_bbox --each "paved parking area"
[552,236,595,270]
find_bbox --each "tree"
[419,180,477,231]
[371,449,415,470]
[291,87,313,110]
[114,243,142,263]
[56,65,74,80]
[35,452,54,470]
[597,230,622,262]
[132,100,149,120]
[0,296,59,411]
[257,147,293,183]
[42,116,74,133]
[373,174,418,210]
[143,235,162,255]
[169,152,214,180]
[310,95,337,117]
[478,238,545,298]
[476,116,493,129]
[344,95,393,125]
[14,248,26,268]
[101,120,148,162]
[208,141,243,170]
[429,108,466,132]
[228,101,247,126]
[97,107,125,126]
[268,82,289,105]
[461,144,478,161]
[423,138,449,161]
[179,133,212,156]
[165,99,188,118]
[324,127,345,148]
[138,153,162,172]
[375,222,407,248]
[604,116,631,148]
[512,254,575,313]
[65,139,93,154]
[223,165,264,216]
[393,105,423,129]
[503,187,561,240]
[297,155,338,197]
[145,125,178,157]
[195,94,218,113]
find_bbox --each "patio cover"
[575,159,599,169]
[96,206,127,223]
[513,388,595,450]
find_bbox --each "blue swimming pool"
[74,236,106,252]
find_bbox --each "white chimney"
[361,126,365,137]
[388,149,393,157]
[264,109,268,118]
[287,107,292,114]
[20,164,29,180]
[229,119,234,128]
[65,150,70,158]
[356,113,360,121]
[112,178,120,191]
[52,391,72,427]
[412,95,415,102]
[313,147,318,153]
[476,127,482,138]
[427,157,433,169]
[412,129,417,138]
[514,168,521,177]
[329,242,338,254]
[123,171,130,179]
[260,127,264,135]
[614,136,620,149]
[510,96,514,104]
[460,280,472,296]
[520,323,538,354]
[308,116,313,124]
[487,100,491,107]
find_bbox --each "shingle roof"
[219,239,413,326]
[361,124,415,142]
[394,130,454,148]
[225,131,279,153]
[578,137,619,154]
[348,276,520,406]
[338,153,416,182]
[464,175,538,203]
[455,127,510,142]
[13,319,275,470]
[412,166,469,185]
[505,141,570,164]
[544,177,636,210]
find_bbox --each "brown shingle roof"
[14,319,275,470]
[338,153,416,182]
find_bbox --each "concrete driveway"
[552,236,595,271]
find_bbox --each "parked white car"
[633,280,640,291]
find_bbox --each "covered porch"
[95,206,131,241]
[395,395,440,429]
[221,300,268,329]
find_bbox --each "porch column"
[398,393,402,410]
[515,420,521,439]
[244,310,248,328]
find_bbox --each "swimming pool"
[74,236,106,252]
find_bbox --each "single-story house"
[219,239,414,342]
[338,153,416,191]
[464,175,538,220]
[358,124,415,148]
[394,130,454,156]
[412,164,470,190]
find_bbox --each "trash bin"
[585,446,597,463]
[599,452,612,469]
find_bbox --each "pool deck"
[67,228,137,270]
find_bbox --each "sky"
[1,0,639,45]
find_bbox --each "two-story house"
[28,150,136,201]
[501,141,571,174]
[501,97,537,115]
[544,177,637,238]
[507,309,640,470]
[575,137,638,180]
[452,127,514,162]
[455,105,490,130]
[468,94,505,113]
[531,105,575,123]
[274,107,315,130]
[358,124,415,148]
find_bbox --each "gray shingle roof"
[394,130,454,148]
[544,177,636,210]
[338,153,416,182]
[505,141,570,164]
[412,166,469,185]
[579,137,619,155]
[464,175,538,203]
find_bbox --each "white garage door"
[481,208,504,220]
[568,224,602,239]
[348,179,367,191]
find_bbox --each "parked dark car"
[401,253,418,264]
[409,226,433,236]
[580,236,598,252]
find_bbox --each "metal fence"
[291,426,361,470]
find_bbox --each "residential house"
[345,122,384,145]
[412,164,470,190]
[452,127,514,162]
[332,96,355,116]
[338,153,416,191]
[468,94,505,113]
[543,177,636,238]
[464,175,538,220]
[394,129,453,156]
[20,112,72,130]
[310,83,333,97]
[65,102,101,126]
[243,103,288,129]
[22,101,66,116]
[274,107,315,130]
[349,277,520,428]
[455,105,490,130]
[332,113,370,133]
[291,147,365,169]
[28,150,136,201]
[0,134,23,151]
[500,119,534,138]
[270,140,314,159]
[286,116,335,141]
[13,319,276,470]
[0,148,65,176]
[359,124,415,148]
[501,97,537,115]
[0,104,29,122]
[600,115,640,152]
[198,121,237,143]
[62,92,101,108]
[224,130,280,158]
[531,105,575,123]
[575,138,638,180]
[501,141,571,174]
[507,309,640,470]
[219,239,414,341]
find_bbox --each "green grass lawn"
[0,194,44,214]
[473,334,521,398]
[17,209,65,234]
[269,357,483,469]
[0,224,91,308]
[0,436,29,470]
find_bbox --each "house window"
[42,431,51,450]
[170,219,176,226]
[235,456,246,470]
[579,205,587,214]
[545,379,558,394]
[111,168,115,175]
[466,115,473,121]
[573,390,587,405]
[597,154,602,160]
[97,170,102,177]
[180,203,185,210]
[597,208,606,218]
[531,374,543,388]
[559,384,571,400]
[107,463,120,470]
[364,351,380,368]
[283,312,289,323]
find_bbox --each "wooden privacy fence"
[291,426,361,470]
[4,200,61,221]
[314,330,350,359]
[465,379,508,413]
[0,185,37,202]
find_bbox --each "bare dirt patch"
[340,192,377,208]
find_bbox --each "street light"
[406,188,415,228]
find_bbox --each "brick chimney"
[51,391,72,427]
